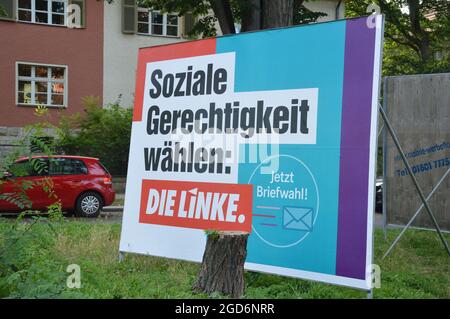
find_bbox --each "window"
[137,7,179,37]
[49,158,88,175]
[17,62,67,107]
[122,1,191,36]
[17,0,67,26]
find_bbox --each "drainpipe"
[335,0,343,20]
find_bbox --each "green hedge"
[56,97,132,176]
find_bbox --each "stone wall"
[112,177,127,194]
[0,126,58,161]
[0,127,26,161]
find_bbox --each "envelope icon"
[282,206,314,232]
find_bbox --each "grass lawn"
[0,219,449,298]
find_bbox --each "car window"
[9,159,49,177]
[49,158,88,175]
[98,162,110,175]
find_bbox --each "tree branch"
[384,33,420,54]
[378,0,420,46]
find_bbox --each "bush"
[56,97,133,176]
[0,211,68,298]
[0,106,72,298]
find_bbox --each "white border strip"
[364,14,385,289]
[245,262,369,290]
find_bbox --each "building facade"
[104,0,345,108]
[0,0,344,157]
[0,0,103,127]
[103,0,192,108]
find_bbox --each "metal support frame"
[382,96,388,242]
[119,251,125,262]
[378,115,388,241]
[378,104,450,257]
[382,167,450,259]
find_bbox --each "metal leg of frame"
[367,289,373,299]
[381,108,388,242]
[377,121,387,241]
[382,194,388,241]
[119,251,125,263]
[383,168,450,259]
[377,123,384,139]
[378,104,450,256]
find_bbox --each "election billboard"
[120,16,384,290]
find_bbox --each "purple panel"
[336,18,376,279]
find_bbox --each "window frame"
[136,7,179,37]
[16,61,68,108]
[16,0,68,27]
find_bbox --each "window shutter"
[69,0,86,28]
[0,0,16,21]
[182,12,194,38]
[122,0,136,34]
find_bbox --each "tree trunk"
[406,0,431,64]
[261,0,294,29]
[418,38,431,64]
[209,0,236,34]
[193,232,249,298]
[193,1,295,299]
[240,0,262,32]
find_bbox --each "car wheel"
[75,192,103,218]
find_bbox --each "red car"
[0,155,115,217]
